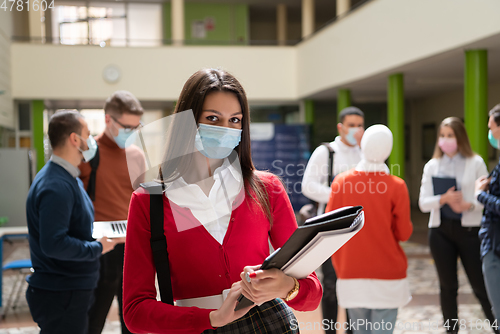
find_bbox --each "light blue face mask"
[77,135,97,162]
[345,127,359,146]
[114,129,136,149]
[195,123,242,159]
[489,130,499,149]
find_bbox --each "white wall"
[297,0,500,98]
[11,44,297,102]
[0,11,13,129]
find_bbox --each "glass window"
[52,2,126,46]
[127,3,162,47]
[80,109,105,135]
[89,3,126,46]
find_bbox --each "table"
[0,227,29,317]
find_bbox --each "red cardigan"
[123,172,322,334]
[326,170,413,280]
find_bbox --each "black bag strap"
[141,181,174,305]
[86,145,100,201]
[320,142,335,186]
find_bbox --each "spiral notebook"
[92,220,127,239]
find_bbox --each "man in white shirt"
[301,106,364,333]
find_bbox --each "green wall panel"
[162,3,248,45]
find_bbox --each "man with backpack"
[301,106,365,333]
[79,91,146,334]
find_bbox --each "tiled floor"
[0,210,497,333]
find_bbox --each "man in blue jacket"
[476,103,500,323]
[26,110,119,333]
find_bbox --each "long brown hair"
[159,68,272,223]
[432,117,474,159]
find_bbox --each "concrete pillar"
[388,73,405,179]
[28,9,43,42]
[44,7,53,43]
[172,0,184,46]
[336,0,350,17]
[304,99,314,125]
[32,100,45,171]
[465,49,488,164]
[302,0,314,39]
[277,4,287,46]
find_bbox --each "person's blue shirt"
[26,156,102,291]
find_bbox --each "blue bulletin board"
[250,123,311,211]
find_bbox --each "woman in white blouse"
[419,117,496,333]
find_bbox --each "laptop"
[92,220,127,239]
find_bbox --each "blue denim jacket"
[477,159,500,258]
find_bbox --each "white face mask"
[77,135,98,162]
[343,125,359,146]
[110,116,141,149]
[194,123,242,159]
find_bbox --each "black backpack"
[140,181,174,305]
[298,143,335,224]
[86,146,100,201]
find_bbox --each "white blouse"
[164,157,243,244]
[419,154,487,227]
[436,153,466,189]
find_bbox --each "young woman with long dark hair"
[122,69,322,333]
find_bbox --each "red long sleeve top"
[326,170,413,280]
[123,172,322,334]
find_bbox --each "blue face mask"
[489,130,499,149]
[77,135,97,162]
[344,126,359,146]
[195,123,242,159]
[113,129,136,149]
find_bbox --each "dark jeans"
[321,260,352,334]
[26,285,94,334]
[88,244,132,334]
[429,218,498,333]
[321,260,338,334]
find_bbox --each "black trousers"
[321,260,338,334]
[429,218,498,333]
[321,260,352,334]
[88,243,132,334]
[26,286,94,334]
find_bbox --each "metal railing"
[11,35,301,47]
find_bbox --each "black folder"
[432,176,462,220]
[234,206,364,311]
